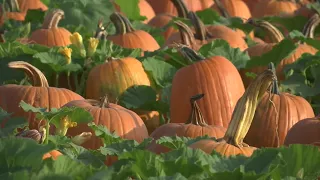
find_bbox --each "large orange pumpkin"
[64,97,149,149]
[166,12,248,51]
[0,61,84,130]
[170,46,245,128]
[148,0,189,40]
[147,0,213,16]
[106,12,160,52]
[0,0,26,26]
[148,94,226,154]
[113,0,155,24]
[240,19,317,87]
[189,69,275,157]
[244,63,315,148]
[85,57,151,102]
[17,0,48,13]
[284,114,320,147]
[29,9,71,47]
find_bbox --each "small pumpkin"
[0,61,84,130]
[17,0,48,13]
[113,0,155,24]
[284,114,320,147]
[148,94,226,154]
[240,19,317,87]
[64,96,149,150]
[148,0,189,40]
[29,9,72,47]
[170,46,245,128]
[0,0,26,26]
[147,0,213,16]
[106,12,160,52]
[189,69,275,157]
[244,63,315,148]
[85,57,151,103]
[43,150,62,160]
[166,12,248,51]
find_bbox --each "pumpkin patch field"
[1,0,320,179]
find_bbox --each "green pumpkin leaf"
[88,122,123,146]
[114,0,146,21]
[119,85,157,109]
[100,138,152,156]
[198,39,250,69]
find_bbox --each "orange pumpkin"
[244,63,315,148]
[29,9,71,47]
[17,0,48,13]
[0,61,84,130]
[85,57,151,103]
[166,12,248,51]
[135,110,160,135]
[147,0,213,15]
[114,0,155,24]
[43,150,62,160]
[148,0,189,40]
[240,19,317,87]
[107,12,160,52]
[170,46,245,128]
[148,94,226,154]
[189,69,275,157]
[242,0,262,13]
[284,114,320,147]
[64,97,149,149]
[0,0,26,26]
[252,0,303,18]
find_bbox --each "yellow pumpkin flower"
[70,32,86,57]
[57,116,77,136]
[87,37,99,57]
[59,47,72,64]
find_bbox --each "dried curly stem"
[302,13,320,38]
[186,94,208,126]
[8,61,49,87]
[42,9,65,29]
[177,44,206,63]
[223,69,275,147]
[110,12,135,35]
[247,19,284,43]
[268,62,280,95]
[187,12,213,41]
[3,0,20,12]
[171,0,189,18]
[174,20,195,47]
[213,0,230,18]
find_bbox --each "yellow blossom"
[57,116,77,136]
[59,47,72,64]
[87,37,99,57]
[70,32,86,57]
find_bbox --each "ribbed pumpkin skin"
[0,85,84,130]
[189,139,256,157]
[252,0,301,18]
[211,0,252,20]
[148,123,226,154]
[170,56,245,128]
[85,57,151,102]
[29,28,71,47]
[241,43,317,87]
[244,92,315,148]
[64,100,149,149]
[147,0,213,15]
[107,30,160,52]
[284,116,320,146]
[17,0,48,12]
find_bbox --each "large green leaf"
[114,0,146,21]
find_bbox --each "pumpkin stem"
[186,94,208,126]
[177,45,205,63]
[174,20,195,47]
[302,13,320,39]
[3,0,20,12]
[247,19,284,43]
[94,18,109,40]
[188,12,213,41]
[223,70,275,148]
[171,0,189,18]
[100,95,110,108]
[41,9,65,29]
[8,61,49,87]
[268,62,280,95]
[213,0,230,18]
[109,12,135,35]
